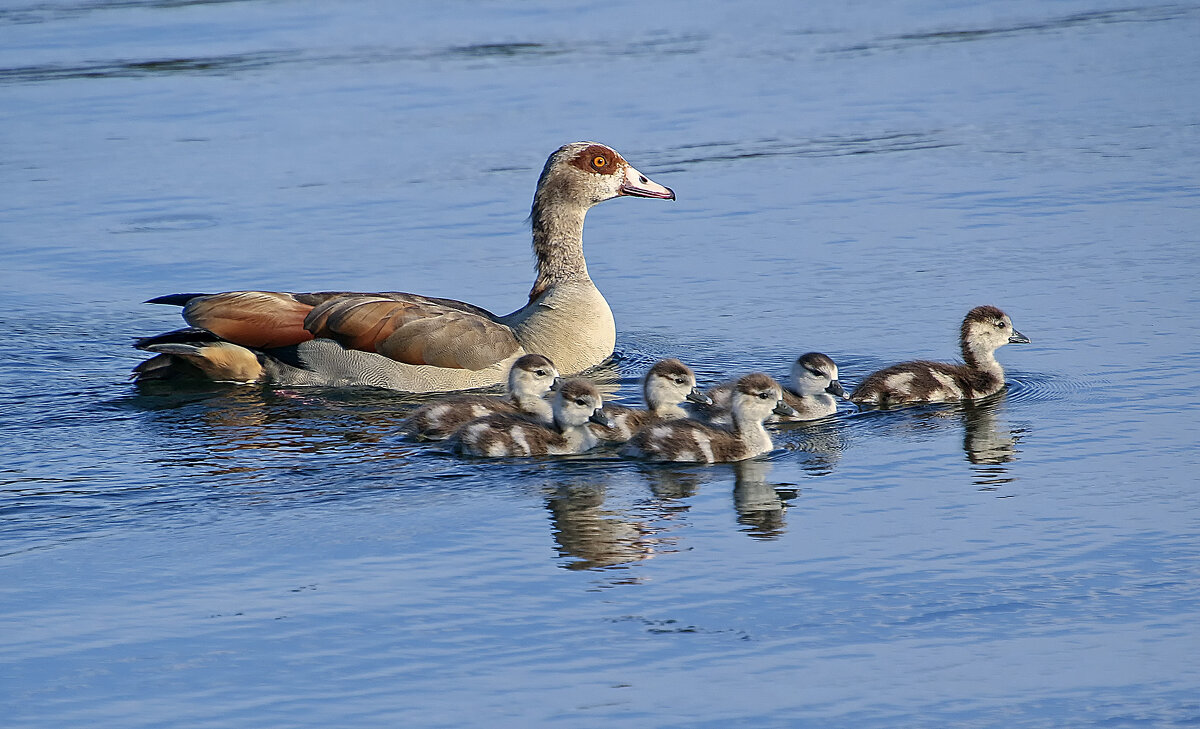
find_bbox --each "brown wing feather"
[181,291,319,348]
[305,294,520,370]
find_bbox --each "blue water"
[2,1,1199,727]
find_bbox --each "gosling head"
[961,306,1030,361]
[508,353,559,399]
[534,142,674,211]
[552,378,610,430]
[643,358,712,410]
[731,373,794,423]
[789,352,845,399]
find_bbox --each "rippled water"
[2,1,1199,727]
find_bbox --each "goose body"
[623,373,794,463]
[850,306,1030,405]
[132,142,674,392]
[591,358,712,442]
[452,378,611,457]
[705,352,845,424]
[402,354,558,440]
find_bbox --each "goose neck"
[529,196,591,300]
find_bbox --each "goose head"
[507,353,560,400]
[534,142,674,211]
[789,352,845,399]
[643,358,712,410]
[553,378,611,430]
[730,373,794,424]
[961,305,1030,361]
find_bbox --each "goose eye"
[591,155,607,170]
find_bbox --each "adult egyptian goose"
[402,354,558,440]
[622,373,795,463]
[132,142,674,392]
[850,305,1030,405]
[591,358,712,442]
[705,352,846,423]
[451,378,611,457]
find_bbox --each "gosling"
[706,352,845,423]
[403,354,559,440]
[592,358,713,442]
[850,305,1030,405]
[622,373,795,463]
[452,378,611,457]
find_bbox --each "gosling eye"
[674,377,685,385]
[758,392,771,400]
[995,320,1007,329]
[534,369,547,377]
[806,368,825,378]
[575,398,587,406]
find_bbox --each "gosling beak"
[550,377,564,391]
[618,164,675,200]
[686,387,713,405]
[1009,329,1031,344]
[589,408,614,428]
[825,380,845,398]
[773,399,796,417]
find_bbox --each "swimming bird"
[591,358,712,442]
[132,142,674,392]
[705,352,845,423]
[452,378,611,457]
[402,354,559,440]
[622,373,795,463]
[850,305,1030,405]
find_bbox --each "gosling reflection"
[732,460,799,540]
[639,465,703,501]
[546,481,660,570]
[961,399,1024,490]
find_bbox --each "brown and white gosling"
[402,354,559,440]
[591,358,713,442]
[622,373,795,463]
[850,305,1030,406]
[452,378,612,457]
[706,352,845,423]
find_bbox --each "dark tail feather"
[145,293,212,306]
[134,327,222,351]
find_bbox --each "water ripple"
[658,133,954,169]
[827,4,1195,56]
[1005,371,1109,405]
[0,51,293,84]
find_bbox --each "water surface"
[2,1,1199,727]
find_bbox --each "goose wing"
[303,293,520,370]
[157,291,347,349]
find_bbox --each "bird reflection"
[960,399,1025,490]
[639,465,704,501]
[731,460,799,539]
[545,480,661,571]
[129,383,420,478]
